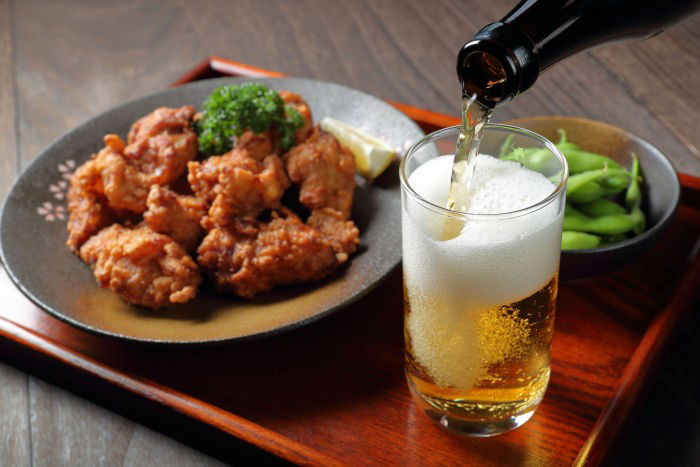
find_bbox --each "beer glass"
[400,125,568,436]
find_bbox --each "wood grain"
[2,0,700,464]
[592,19,700,160]
[0,362,30,466]
[0,0,18,199]
[0,1,29,465]
[28,378,226,467]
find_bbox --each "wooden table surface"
[1,0,699,465]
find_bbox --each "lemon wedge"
[320,117,396,180]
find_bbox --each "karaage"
[285,127,355,219]
[307,208,360,262]
[80,224,201,309]
[188,140,290,225]
[124,105,198,186]
[66,183,115,253]
[95,134,150,213]
[144,185,207,252]
[65,136,123,252]
[197,208,353,298]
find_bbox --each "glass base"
[409,381,540,437]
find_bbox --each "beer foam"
[403,154,562,389]
[409,154,556,215]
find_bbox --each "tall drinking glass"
[400,125,568,436]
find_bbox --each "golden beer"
[404,277,557,434]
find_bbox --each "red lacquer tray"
[1,56,700,465]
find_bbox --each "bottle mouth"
[459,50,509,106]
[457,22,539,107]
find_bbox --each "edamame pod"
[562,231,601,250]
[563,204,637,235]
[562,149,622,173]
[625,155,645,235]
[503,147,560,175]
[625,155,642,210]
[599,173,630,196]
[566,168,629,196]
[629,206,646,236]
[498,134,514,158]
[577,198,628,217]
[567,180,605,203]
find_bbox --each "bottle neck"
[458,0,700,108]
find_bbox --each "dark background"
[0,0,698,464]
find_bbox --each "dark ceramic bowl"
[509,116,680,281]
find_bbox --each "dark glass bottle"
[457,0,700,108]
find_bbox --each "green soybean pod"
[562,231,601,250]
[577,198,628,217]
[504,147,560,175]
[625,155,642,210]
[567,168,629,195]
[555,129,622,173]
[567,180,605,203]
[600,173,630,189]
[556,129,578,152]
[563,205,637,235]
[567,169,606,194]
[562,149,622,173]
[599,173,630,196]
[629,205,646,236]
[498,134,515,158]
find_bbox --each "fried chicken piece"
[124,106,198,186]
[65,137,129,252]
[307,208,360,262]
[127,105,196,143]
[235,130,275,161]
[285,127,355,219]
[79,224,201,309]
[197,209,346,298]
[95,134,150,212]
[188,142,290,225]
[279,91,313,144]
[144,185,206,252]
[66,158,116,253]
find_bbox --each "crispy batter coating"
[124,106,198,186]
[144,185,206,252]
[96,134,150,212]
[285,127,355,219]
[279,91,313,144]
[188,138,290,225]
[79,224,201,309]
[307,208,360,262]
[197,208,355,298]
[66,157,116,253]
[127,105,196,143]
[66,138,124,252]
[235,130,275,161]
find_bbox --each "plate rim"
[0,76,422,345]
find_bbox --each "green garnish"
[196,83,304,155]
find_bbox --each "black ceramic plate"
[0,77,423,344]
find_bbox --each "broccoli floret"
[196,83,304,156]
